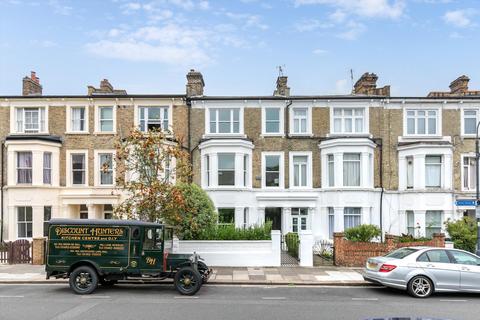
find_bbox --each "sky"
[0,0,479,97]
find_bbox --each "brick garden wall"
[333,232,445,267]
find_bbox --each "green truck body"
[46,219,210,295]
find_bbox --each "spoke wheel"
[408,276,433,298]
[174,267,202,296]
[69,266,98,295]
[198,261,210,284]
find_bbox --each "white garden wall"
[174,231,281,267]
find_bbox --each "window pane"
[426,250,450,263]
[328,154,334,187]
[17,207,25,221]
[417,118,425,134]
[148,107,161,119]
[334,119,341,132]
[428,117,436,134]
[328,207,335,238]
[266,172,279,187]
[218,208,235,224]
[266,108,279,121]
[265,155,279,171]
[407,118,415,134]
[343,154,360,187]
[100,107,113,119]
[266,122,279,133]
[72,154,85,169]
[26,206,32,221]
[219,122,231,133]
[344,118,352,132]
[218,154,235,169]
[219,109,230,122]
[465,118,476,134]
[355,118,363,133]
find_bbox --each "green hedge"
[445,217,477,253]
[187,221,272,240]
[344,224,381,242]
[285,232,299,258]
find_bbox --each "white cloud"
[313,48,328,55]
[443,9,476,28]
[337,21,366,40]
[294,19,333,32]
[225,12,269,30]
[48,0,72,15]
[294,0,405,19]
[329,9,346,23]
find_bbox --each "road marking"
[50,302,101,320]
[261,297,286,300]
[440,299,468,302]
[0,295,24,298]
[352,298,378,301]
[173,296,199,299]
[81,295,110,299]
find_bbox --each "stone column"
[443,154,452,189]
[361,152,370,188]
[334,152,343,187]
[282,207,291,234]
[257,207,265,226]
[414,154,425,189]
[87,204,96,219]
[333,207,344,232]
[210,153,218,187]
[308,207,316,231]
[299,230,314,267]
[235,153,244,187]
[234,207,244,228]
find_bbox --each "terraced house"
[1,70,480,242]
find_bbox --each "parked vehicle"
[363,247,480,298]
[46,219,211,295]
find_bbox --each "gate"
[281,234,299,266]
[0,240,32,264]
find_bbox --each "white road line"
[440,299,468,302]
[0,295,24,298]
[80,295,110,299]
[352,298,378,301]
[261,297,286,300]
[173,296,199,299]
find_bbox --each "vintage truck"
[46,219,211,295]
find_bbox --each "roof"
[5,135,62,144]
[48,218,163,227]
[0,94,185,99]
[190,95,480,101]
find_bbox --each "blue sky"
[1,0,479,96]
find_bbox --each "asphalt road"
[0,284,478,320]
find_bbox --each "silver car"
[363,247,480,298]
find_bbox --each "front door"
[139,227,163,270]
[265,208,282,231]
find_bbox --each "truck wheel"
[69,266,99,295]
[198,261,209,284]
[174,267,202,295]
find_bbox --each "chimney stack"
[22,71,43,96]
[273,76,290,97]
[353,72,390,96]
[449,75,469,94]
[186,69,205,97]
[87,79,127,95]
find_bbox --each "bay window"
[328,207,335,239]
[17,151,32,184]
[425,155,441,188]
[139,106,169,132]
[343,153,360,187]
[344,207,361,230]
[406,109,438,135]
[17,206,33,238]
[209,108,240,134]
[218,153,235,186]
[332,108,365,134]
[43,152,51,184]
[327,154,334,187]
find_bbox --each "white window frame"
[66,150,89,187]
[327,154,335,187]
[94,150,116,187]
[406,156,414,189]
[43,152,52,185]
[16,151,32,184]
[404,108,441,137]
[289,151,312,189]
[94,105,116,133]
[137,105,170,132]
[261,106,284,136]
[425,155,442,188]
[328,207,335,239]
[461,107,480,137]
[17,206,33,239]
[342,153,361,187]
[289,106,312,136]
[217,153,236,186]
[291,208,309,233]
[206,107,244,135]
[344,207,362,230]
[66,105,89,134]
[331,107,368,135]
[103,204,113,219]
[461,154,477,192]
[43,206,52,237]
[11,106,48,134]
[261,152,285,189]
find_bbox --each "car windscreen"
[384,247,419,259]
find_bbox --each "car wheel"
[198,261,209,284]
[174,267,202,296]
[408,275,433,298]
[69,266,99,295]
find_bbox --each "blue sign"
[455,199,477,206]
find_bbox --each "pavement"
[0,284,477,320]
[0,263,368,285]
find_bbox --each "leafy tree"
[114,128,191,223]
[445,217,477,253]
[344,224,382,242]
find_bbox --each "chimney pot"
[353,72,390,96]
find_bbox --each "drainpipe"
[378,138,384,242]
[1,140,4,242]
[285,100,292,137]
[187,98,192,183]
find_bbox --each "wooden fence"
[0,240,32,264]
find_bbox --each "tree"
[114,128,191,223]
[445,217,477,253]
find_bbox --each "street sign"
[455,199,476,206]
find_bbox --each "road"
[0,284,478,320]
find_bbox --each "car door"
[448,250,480,292]
[416,249,460,291]
[139,227,164,271]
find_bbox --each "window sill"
[93,131,117,135]
[65,131,90,135]
[9,132,50,135]
[205,187,252,191]
[203,133,247,139]
[288,133,313,137]
[327,133,372,138]
[94,185,116,188]
[260,133,285,138]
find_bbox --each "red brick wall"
[333,232,445,267]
